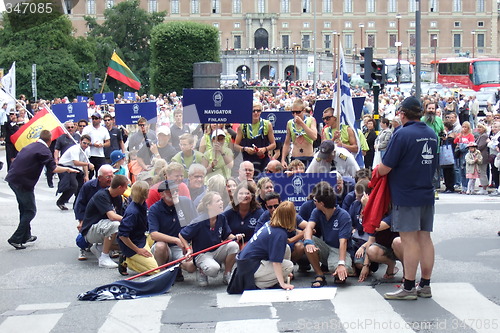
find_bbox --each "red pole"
[125,238,236,281]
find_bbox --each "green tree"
[150,21,220,95]
[85,0,166,93]
[0,13,96,100]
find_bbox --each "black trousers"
[89,156,106,179]
[8,183,36,244]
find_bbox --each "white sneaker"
[222,272,232,285]
[477,189,488,195]
[90,244,102,258]
[78,249,87,261]
[99,255,118,268]
[197,269,208,287]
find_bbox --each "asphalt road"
[0,148,499,333]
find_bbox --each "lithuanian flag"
[11,108,65,151]
[106,52,141,90]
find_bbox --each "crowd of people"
[3,81,500,297]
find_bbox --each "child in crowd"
[110,150,127,176]
[465,142,482,195]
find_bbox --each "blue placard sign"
[114,102,157,125]
[182,89,253,124]
[124,91,136,101]
[261,110,290,142]
[266,173,338,211]
[93,92,115,105]
[77,96,88,103]
[314,97,366,129]
[52,103,88,123]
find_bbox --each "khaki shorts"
[85,219,120,244]
[313,236,354,274]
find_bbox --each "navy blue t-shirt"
[118,201,148,258]
[180,213,232,254]
[256,211,304,238]
[81,189,123,236]
[298,199,315,221]
[382,121,437,206]
[223,207,265,242]
[309,206,352,248]
[148,196,197,238]
[238,222,288,263]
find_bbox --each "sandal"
[382,266,399,281]
[118,254,129,276]
[311,275,327,288]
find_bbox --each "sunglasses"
[138,124,146,127]
[78,124,86,127]
[264,168,273,173]
[253,109,262,113]
[104,119,112,122]
[266,204,279,209]
[66,126,74,129]
[91,117,100,120]
[81,141,90,145]
[322,115,334,121]
[291,111,302,115]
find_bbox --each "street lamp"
[471,30,476,58]
[396,13,402,87]
[359,23,365,49]
[332,31,337,80]
[433,36,438,83]
[293,43,298,81]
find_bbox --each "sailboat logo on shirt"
[421,142,434,160]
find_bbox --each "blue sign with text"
[313,97,366,129]
[261,110,290,142]
[93,92,115,105]
[114,102,157,125]
[266,173,338,211]
[124,92,136,101]
[52,103,88,123]
[182,89,253,124]
[77,96,88,103]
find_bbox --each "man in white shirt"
[306,140,359,178]
[82,112,110,178]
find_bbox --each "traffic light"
[86,73,94,91]
[286,71,292,81]
[79,80,89,92]
[94,77,102,92]
[360,47,373,83]
[371,59,386,86]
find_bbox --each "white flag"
[332,44,360,156]
[0,62,16,111]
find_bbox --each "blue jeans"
[8,183,36,244]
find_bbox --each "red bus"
[437,58,500,91]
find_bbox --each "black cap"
[317,140,335,159]
[158,180,178,193]
[401,96,421,111]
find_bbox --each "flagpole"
[335,37,341,131]
[100,73,108,94]
[0,87,34,118]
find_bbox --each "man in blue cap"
[378,96,438,300]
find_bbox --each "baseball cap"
[317,140,335,160]
[157,180,179,192]
[110,150,126,165]
[91,112,101,119]
[211,129,226,139]
[401,96,421,111]
[157,126,171,136]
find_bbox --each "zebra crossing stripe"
[216,319,279,333]
[98,295,171,333]
[16,302,71,311]
[331,286,414,333]
[0,313,63,333]
[431,283,500,333]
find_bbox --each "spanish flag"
[11,108,65,151]
[106,51,141,90]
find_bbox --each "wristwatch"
[338,260,345,266]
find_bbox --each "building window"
[368,21,375,28]
[281,0,290,13]
[212,0,220,13]
[453,0,462,12]
[324,34,331,49]
[477,0,485,12]
[323,0,332,13]
[213,23,219,28]
[410,21,416,28]
[429,0,439,12]
[302,35,311,49]
[367,0,375,13]
[430,34,438,47]
[234,35,242,49]
[257,0,265,13]
[477,33,484,48]
[389,21,396,28]
[454,21,461,28]
[344,0,353,13]
[388,0,396,12]
[410,33,416,47]
[478,21,484,27]
[105,0,114,9]
[86,0,95,14]
[303,0,311,13]
[367,34,375,47]
[430,21,437,28]
[191,0,199,14]
[282,35,289,49]
[345,34,353,50]
[303,22,310,28]
[389,34,396,47]
[409,0,416,12]
[234,22,240,28]
[171,0,179,14]
[233,0,241,13]
[453,34,461,48]
[345,21,352,28]
[64,0,72,14]
[148,0,157,12]
[324,22,331,28]
[282,22,288,28]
